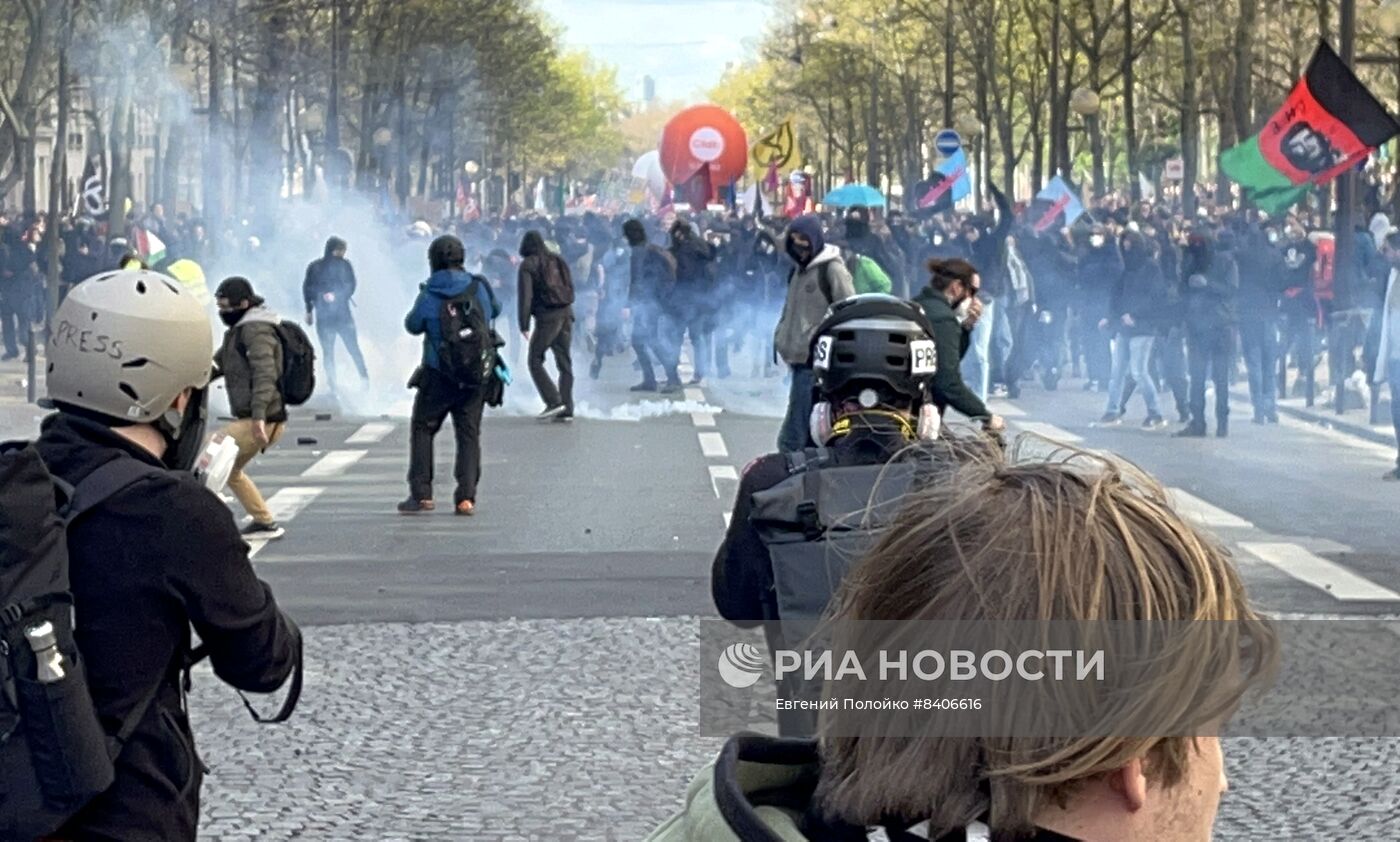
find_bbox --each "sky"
[536,0,777,103]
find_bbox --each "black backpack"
[538,255,575,308]
[273,321,316,406]
[437,276,499,389]
[236,321,317,407]
[0,445,169,839]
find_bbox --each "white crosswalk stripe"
[301,449,368,478]
[698,431,728,458]
[1167,488,1254,529]
[345,422,395,444]
[247,486,325,559]
[1240,542,1400,602]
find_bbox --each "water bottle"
[25,621,66,684]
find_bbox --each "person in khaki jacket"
[213,276,288,539]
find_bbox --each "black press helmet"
[810,294,937,405]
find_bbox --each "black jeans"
[315,315,369,391]
[663,310,711,381]
[0,289,30,358]
[408,366,486,505]
[630,303,673,386]
[1187,327,1235,429]
[528,307,574,411]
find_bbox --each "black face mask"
[161,388,209,472]
[787,240,814,265]
[219,308,244,327]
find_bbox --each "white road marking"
[708,464,739,498]
[1240,542,1400,602]
[684,387,706,402]
[345,422,395,444]
[301,449,368,478]
[691,412,716,428]
[247,486,325,559]
[1014,421,1083,443]
[723,512,732,528]
[1167,488,1254,529]
[698,432,729,459]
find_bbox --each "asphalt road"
[5,347,1400,839]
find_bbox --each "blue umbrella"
[823,183,886,208]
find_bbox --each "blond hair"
[815,443,1278,835]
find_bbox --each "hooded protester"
[1099,229,1169,427]
[1235,223,1285,423]
[667,219,718,384]
[840,206,908,298]
[624,218,680,391]
[212,277,289,539]
[955,185,1015,398]
[1075,223,1123,391]
[1175,230,1239,438]
[400,235,502,515]
[302,235,369,394]
[517,229,576,421]
[773,215,856,452]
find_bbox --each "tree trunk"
[204,32,224,253]
[1048,0,1063,177]
[46,0,72,332]
[248,9,290,231]
[1178,2,1198,217]
[1123,0,1139,199]
[1233,0,1257,139]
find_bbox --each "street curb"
[1230,389,1395,448]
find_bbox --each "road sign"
[935,129,962,158]
[1163,157,1184,181]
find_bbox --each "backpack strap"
[817,260,834,304]
[60,457,168,525]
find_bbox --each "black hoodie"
[35,414,299,841]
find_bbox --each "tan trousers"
[221,419,286,525]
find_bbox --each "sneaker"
[630,381,658,393]
[553,410,574,423]
[536,404,567,421]
[242,521,285,540]
[1096,412,1123,426]
[1383,468,1400,482]
[1172,424,1207,438]
[688,376,705,386]
[455,500,476,516]
[660,381,683,395]
[1143,414,1166,429]
[397,497,435,514]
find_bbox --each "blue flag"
[1030,176,1085,232]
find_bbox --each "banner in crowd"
[79,154,105,217]
[913,148,971,215]
[1029,176,1085,232]
[751,119,802,191]
[1221,40,1400,214]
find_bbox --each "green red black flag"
[1221,40,1400,214]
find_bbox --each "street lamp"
[372,127,392,147]
[1070,87,1101,118]
[954,114,982,139]
[464,160,480,176]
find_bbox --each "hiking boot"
[242,521,285,540]
[397,497,435,514]
[455,500,476,516]
[537,404,567,421]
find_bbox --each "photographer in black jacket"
[35,269,300,840]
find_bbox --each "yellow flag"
[751,119,802,176]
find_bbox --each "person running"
[400,235,502,516]
[31,268,300,840]
[213,276,291,540]
[517,230,576,421]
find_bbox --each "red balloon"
[658,105,749,188]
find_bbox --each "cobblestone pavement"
[189,617,1400,841]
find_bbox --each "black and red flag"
[1221,40,1400,213]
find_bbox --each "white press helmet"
[46,269,213,425]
